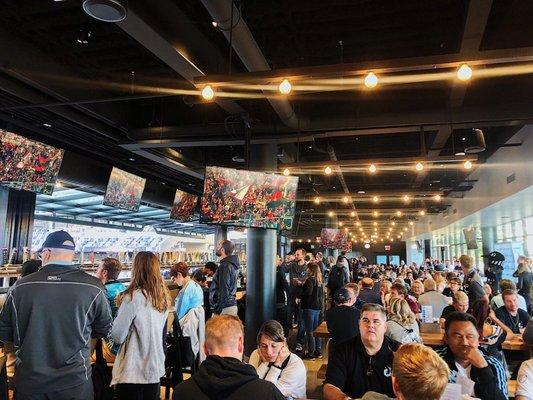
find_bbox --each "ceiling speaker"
[83,0,127,23]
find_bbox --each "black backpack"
[327,265,347,292]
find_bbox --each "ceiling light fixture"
[339,221,344,227]
[372,196,379,203]
[434,194,442,202]
[82,0,127,22]
[314,197,320,205]
[343,196,349,203]
[328,211,334,217]
[76,28,91,44]
[324,166,333,175]
[364,72,378,88]
[402,195,410,202]
[279,79,292,94]
[464,160,473,170]
[396,211,402,217]
[212,21,218,28]
[201,85,215,100]
[409,221,414,226]
[283,168,290,176]
[457,63,473,81]
[350,211,355,217]
[419,210,426,216]
[368,164,377,173]
[415,162,424,171]
[392,221,396,226]
[373,211,379,217]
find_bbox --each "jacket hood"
[192,355,258,399]
[221,254,240,269]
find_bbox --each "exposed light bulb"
[402,195,410,203]
[343,196,349,203]
[212,21,218,27]
[392,221,396,226]
[364,72,378,88]
[415,162,424,171]
[350,211,355,217]
[328,211,334,217]
[403,227,408,231]
[464,160,473,170]
[372,196,379,203]
[457,63,473,81]
[324,166,333,175]
[368,164,377,173]
[419,210,426,216]
[356,222,361,226]
[373,221,377,226]
[314,197,320,205]
[283,168,290,176]
[339,221,344,227]
[373,211,379,217]
[307,239,311,243]
[409,221,414,226]
[434,194,442,202]
[396,211,402,217]
[201,85,215,100]
[279,79,292,94]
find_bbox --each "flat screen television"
[320,228,349,249]
[200,166,299,230]
[103,167,146,212]
[463,228,478,250]
[0,129,64,195]
[170,189,198,221]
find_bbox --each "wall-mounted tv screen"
[321,228,349,249]
[201,166,299,230]
[170,189,198,221]
[0,130,64,195]
[103,167,146,212]
[463,228,478,250]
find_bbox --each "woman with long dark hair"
[111,251,172,400]
[301,262,323,359]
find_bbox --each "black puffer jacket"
[209,255,240,314]
[172,356,285,400]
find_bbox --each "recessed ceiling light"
[358,190,366,194]
[43,123,52,128]
[83,0,127,22]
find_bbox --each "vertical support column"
[244,144,277,356]
[481,226,496,273]
[214,225,228,247]
[0,187,36,264]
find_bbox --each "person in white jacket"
[249,320,306,399]
[110,251,172,400]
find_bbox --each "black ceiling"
[0,0,531,238]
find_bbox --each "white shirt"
[516,359,533,399]
[490,293,528,311]
[249,349,307,399]
[454,362,475,396]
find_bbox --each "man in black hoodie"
[172,315,285,400]
[210,240,240,315]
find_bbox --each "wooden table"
[313,322,532,351]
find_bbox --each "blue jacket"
[175,280,204,319]
[105,280,126,355]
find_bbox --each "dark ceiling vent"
[82,0,127,22]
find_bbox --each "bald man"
[172,315,285,400]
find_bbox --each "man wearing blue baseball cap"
[0,230,113,400]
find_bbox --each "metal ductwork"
[199,0,309,130]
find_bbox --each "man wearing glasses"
[324,303,400,400]
[0,230,113,400]
[436,311,507,400]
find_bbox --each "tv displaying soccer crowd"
[321,228,350,249]
[103,167,146,212]
[201,166,299,230]
[0,130,64,195]
[170,189,198,221]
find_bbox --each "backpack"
[327,265,347,292]
[391,320,422,344]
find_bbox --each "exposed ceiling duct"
[199,0,309,130]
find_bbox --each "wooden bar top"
[313,321,532,351]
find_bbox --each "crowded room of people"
[0,1,532,399]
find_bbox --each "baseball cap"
[38,230,76,252]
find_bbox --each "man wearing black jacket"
[210,240,240,316]
[0,230,112,400]
[436,312,507,400]
[172,315,285,400]
[275,255,290,336]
